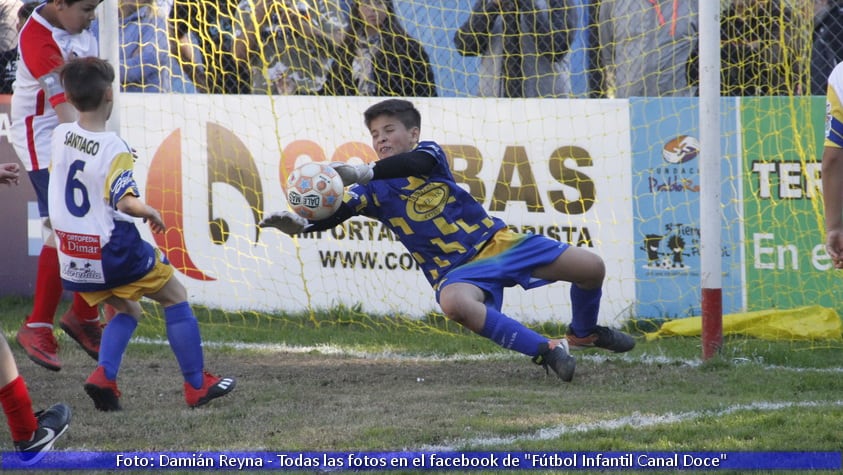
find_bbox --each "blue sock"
[480,306,547,357]
[99,313,138,380]
[165,302,204,389]
[569,284,602,337]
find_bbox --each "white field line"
[420,399,843,451]
[13,329,843,372]
[10,329,843,372]
[130,336,843,373]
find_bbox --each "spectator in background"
[320,0,437,97]
[241,0,348,95]
[0,0,21,94]
[120,0,175,92]
[0,1,38,94]
[453,0,573,98]
[170,0,251,93]
[598,0,697,98]
[811,0,843,95]
[721,0,806,96]
[0,0,20,61]
[690,0,806,96]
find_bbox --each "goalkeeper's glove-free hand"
[258,211,308,235]
[330,162,374,186]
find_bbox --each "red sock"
[0,376,37,442]
[27,246,63,326]
[71,293,99,320]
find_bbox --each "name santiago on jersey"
[63,130,100,155]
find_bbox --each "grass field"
[1,296,842,474]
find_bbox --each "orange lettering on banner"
[332,141,377,164]
[280,140,327,190]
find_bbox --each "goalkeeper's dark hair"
[60,57,115,112]
[364,99,421,130]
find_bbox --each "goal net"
[103,0,840,340]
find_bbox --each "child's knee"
[576,255,605,289]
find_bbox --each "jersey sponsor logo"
[61,260,104,282]
[406,182,449,221]
[109,170,137,205]
[55,229,101,259]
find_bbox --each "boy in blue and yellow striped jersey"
[261,98,635,382]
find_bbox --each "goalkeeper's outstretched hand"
[330,162,374,186]
[258,211,308,235]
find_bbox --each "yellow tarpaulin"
[644,305,843,341]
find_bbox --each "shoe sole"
[59,322,100,361]
[84,384,122,412]
[568,343,634,353]
[567,338,636,353]
[16,334,61,372]
[190,379,236,408]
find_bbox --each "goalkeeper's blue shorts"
[434,228,569,312]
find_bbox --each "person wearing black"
[453,0,573,98]
[320,0,437,97]
[0,2,37,94]
[170,0,252,94]
[811,0,843,95]
[688,0,807,96]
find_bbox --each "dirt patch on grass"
[12,342,731,452]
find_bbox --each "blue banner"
[3,451,840,471]
[630,97,743,318]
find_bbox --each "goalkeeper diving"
[260,99,635,382]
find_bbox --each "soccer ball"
[286,162,344,220]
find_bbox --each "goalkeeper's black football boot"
[533,339,576,382]
[566,326,636,353]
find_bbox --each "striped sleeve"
[825,64,843,148]
[105,152,140,209]
[19,23,66,107]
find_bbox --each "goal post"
[97,0,121,133]
[698,0,722,359]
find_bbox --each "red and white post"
[698,0,723,359]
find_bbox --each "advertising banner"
[118,96,635,323]
[741,97,840,313]
[630,98,743,318]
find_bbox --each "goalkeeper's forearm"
[304,203,355,232]
[372,150,436,179]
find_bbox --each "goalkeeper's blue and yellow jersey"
[826,62,843,148]
[345,140,506,286]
